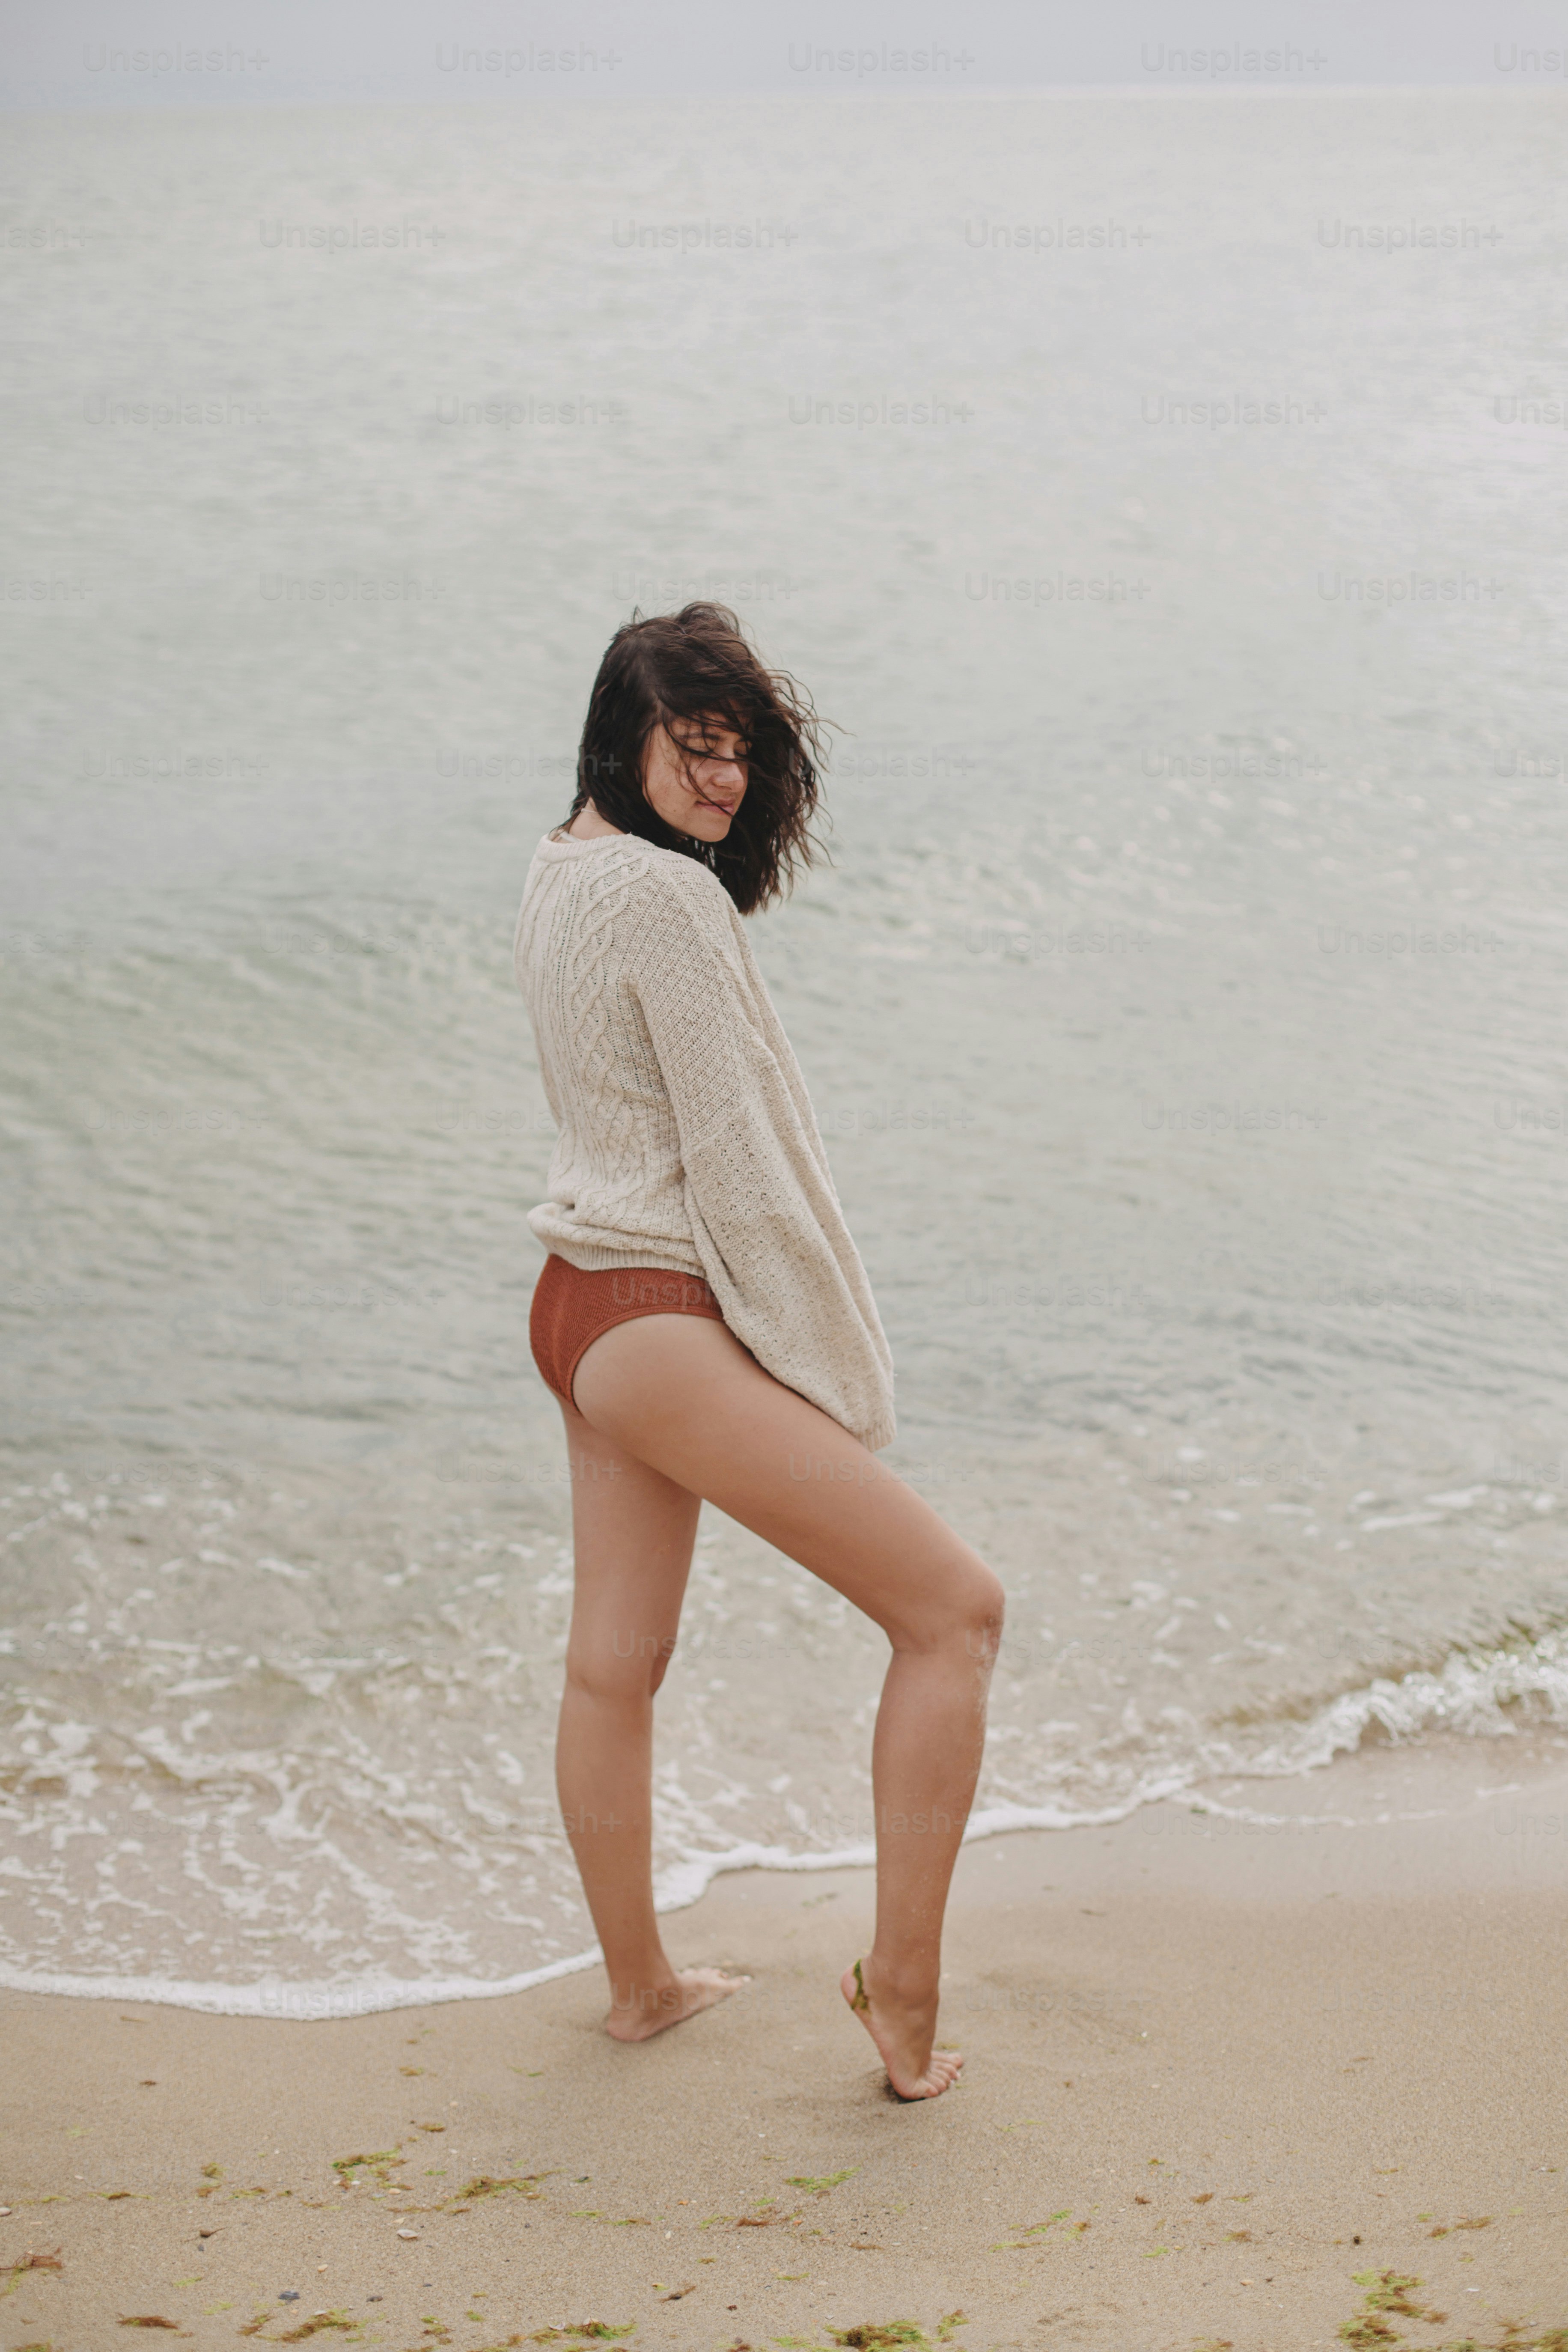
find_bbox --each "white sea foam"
[4,1630,1564,2019]
[1241,1625,1568,1772]
[0,1949,606,2021]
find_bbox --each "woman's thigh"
[557,1389,703,1697]
[571,1313,1000,1651]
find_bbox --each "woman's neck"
[564,803,624,840]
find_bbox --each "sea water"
[4,90,1568,2013]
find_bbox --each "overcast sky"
[3,0,1567,107]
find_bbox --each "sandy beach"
[6,1740,1566,2352]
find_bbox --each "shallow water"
[4,92,1568,2011]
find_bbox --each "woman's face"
[641,714,748,841]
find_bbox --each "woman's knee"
[564,1629,678,1706]
[896,1551,1005,1660]
[962,1561,1007,1659]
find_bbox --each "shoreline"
[8,1435,1566,2004]
[6,1738,1567,2349]
[5,1721,1567,2022]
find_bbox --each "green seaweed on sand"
[332,2150,405,2188]
[739,2200,795,2229]
[829,2327,934,2350]
[527,2329,634,2343]
[1339,2320,1401,2349]
[991,2209,1072,2251]
[1339,2272,1427,2346]
[1472,2335,1568,2352]
[1352,2274,1426,2313]
[5,2250,63,2296]
[784,2170,858,2196]
[444,2174,549,2208]
[1335,2272,1517,2346]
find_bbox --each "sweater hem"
[531,1235,705,1280]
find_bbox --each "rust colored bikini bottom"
[528,1253,728,1411]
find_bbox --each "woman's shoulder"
[526,831,740,950]
[606,839,738,931]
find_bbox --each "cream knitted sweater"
[513,830,895,1451]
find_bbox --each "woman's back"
[515,822,896,1453]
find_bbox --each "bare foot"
[603,1967,748,2044]
[840,1956,964,2099]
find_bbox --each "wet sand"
[5,1743,1567,2352]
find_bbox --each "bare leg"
[555,1390,747,2040]
[572,1314,1004,2097]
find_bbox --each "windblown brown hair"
[567,603,826,914]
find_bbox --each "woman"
[514,604,1003,2100]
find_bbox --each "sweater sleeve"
[627,872,896,1452]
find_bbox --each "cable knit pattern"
[513,831,896,1450]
